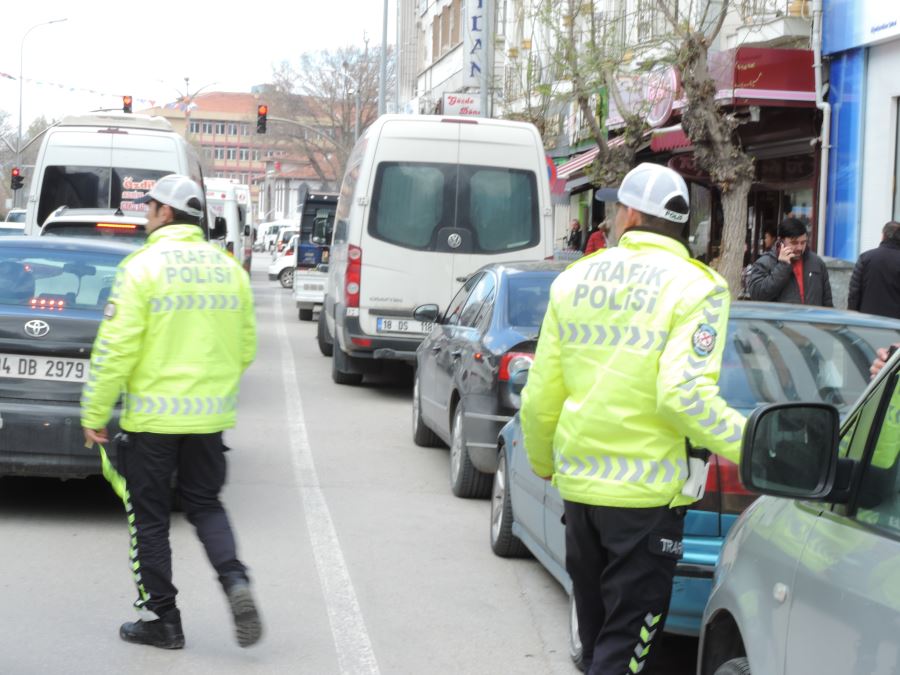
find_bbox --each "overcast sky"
[0,0,395,130]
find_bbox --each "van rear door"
[357,120,461,338]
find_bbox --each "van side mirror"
[243,224,250,237]
[210,216,226,239]
[740,402,840,499]
[413,304,441,324]
[316,263,329,274]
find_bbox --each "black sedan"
[0,237,137,478]
[412,260,567,498]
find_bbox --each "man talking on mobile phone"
[747,217,833,306]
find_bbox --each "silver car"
[699,347,900,674]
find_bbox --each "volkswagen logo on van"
[24,319,50,338]
[447,233,462,249]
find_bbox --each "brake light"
[345,244,362,308]
[703,456,756,514]
[498,352,534,381]
[30,297,65,311]
[285,248,293,257]
[97,223,137,230]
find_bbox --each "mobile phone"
[889,344,899,359]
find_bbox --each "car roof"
[730,301,900,329]
[43,210,147,225]
[0,235,138,255]
[479,260,571,276]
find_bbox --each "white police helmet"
[136,174,204,218]
[616,163,690,224]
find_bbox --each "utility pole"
[379,0,388,116]
[480,0,493,119]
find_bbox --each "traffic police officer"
[81,175,261,650]
[521,163,746,674]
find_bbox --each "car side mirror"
[316,263,329,274]
[210,216,227,240]
[413,304,441,324]
[243,224,250,237]
[740,402,840,499]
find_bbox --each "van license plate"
[0,353,90,383]
[375,318,433,334]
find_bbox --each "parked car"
[489,303,900,668]
[39,207,147,243]
[0,224,25,237]
[296,263,329,323]
[268,234,298,288]
[698,345,900,674]
[272,226,299,257]
[413,260,567,497]
[5,208,26,223]
[0,237,139,478]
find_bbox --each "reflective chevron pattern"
[558,454,688,484]
[559,323,669,351]
[125,394,237,416]
[629,612,663,673]
[149,293,241,313]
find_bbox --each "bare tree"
[269,46,393,184]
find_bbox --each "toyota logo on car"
[23,320,50,338]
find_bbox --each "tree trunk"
[717,180,752,298]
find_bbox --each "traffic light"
[256,104,268,134]
[122,95,133,113]
[10,167,23,191]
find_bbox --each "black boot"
[119,608,185,649]
[226,581,262,648]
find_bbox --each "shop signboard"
[443,93,481,116]
[823,0,900,55]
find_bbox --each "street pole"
[480,1,492,118]
[379,0,388,116]
[15,17,67,208]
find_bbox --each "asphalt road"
[0,260,698,674]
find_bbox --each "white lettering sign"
[463,0,485,88]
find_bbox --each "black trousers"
[564,502,684,675]
[118,431,248,616]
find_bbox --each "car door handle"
[455,276,468,282]
[431,345,442,353]
[450,349,462,358]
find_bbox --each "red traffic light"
[11,167,20,178]
[122,95,133,113]
[257,105,268,115]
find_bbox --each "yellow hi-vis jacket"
[81,224,257,434]
[521,229,746,509]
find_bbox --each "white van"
[204,177,253,272]
[321,114,553,384]
[24,112,203,236]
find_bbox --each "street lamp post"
[15,17,67,208]
[339,64,361,143]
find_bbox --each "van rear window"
[38,166,171,225]
[368,162,539,253]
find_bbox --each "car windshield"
[507,273,556,329]
[5,211,25,223]
[0,245,128,310]
[42,221,147,244]
[0,226,24,237]
[720,318,900,415]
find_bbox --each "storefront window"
[785,187,814,230]
[688,182,711,261]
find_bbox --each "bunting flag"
[0,71,158,107]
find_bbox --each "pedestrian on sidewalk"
[566,218,584,252]
[520,163,745,674]
[747,217,833,306]
[584,221,609,255]
[848,221,900,319]
[81,174,261,650]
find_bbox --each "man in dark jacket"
[748,217,833,306]
[848,221,900,319]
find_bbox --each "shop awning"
[650,124,692,152]
[555,136,625,180]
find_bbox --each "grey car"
[699,342,900,674]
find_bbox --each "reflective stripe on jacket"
[520,230,746,509]
[81,224,257,433]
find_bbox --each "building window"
[451,0,461,45]
[253,150,261,161]
[432,15,440,62]
[241,124,249,136]
[440,5,451,54]
[228,123,238,135]
[214,148,225,160]
[215,122,226,134]
[241,173,249,184]
[189,120,201,134]
[202,122,213,134]
[227,148,237,160]
[239,148,250,161]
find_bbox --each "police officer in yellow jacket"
[521,163,745,674]
[81,175,261,650]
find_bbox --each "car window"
[0,246,127,309]
[0,226,24,236]
[368,161,539,253]
[718,319,900,415]
[41,221,146,243]
[507,273,555,329]
[444,274,481,326]
[459,273,496,328]
[475,288,496,332]
[853,376,900,534]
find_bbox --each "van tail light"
[345,245,362,308]
[285,248,293,257]
[700,455,756,515]
[498,352,534,382]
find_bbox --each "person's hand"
[533,470,552,481]
[777,244,794,264]
[83,427,109,448]
[871,344,900,379]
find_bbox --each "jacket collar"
[146,223,205,244]
[881,238,900,251]
[618,229,690,259]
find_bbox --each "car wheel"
[317,311,333,357]
[449,403,492,498]
[279,268,294,288]
[298,308,314,321]
[569,594,585,672]
[490,448,529,557]
[332,345,363,385]
[714,658,751,675]
[412,371,440,447]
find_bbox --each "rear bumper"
[338,309,423,362]
[0,398,120,478]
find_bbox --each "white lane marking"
[274,294,380,675]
